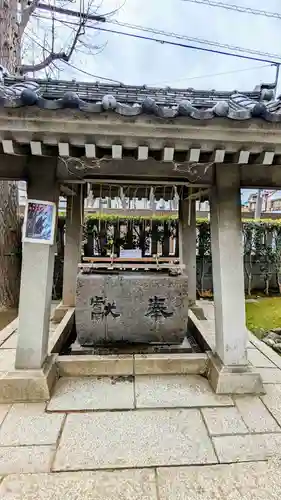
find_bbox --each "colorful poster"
[22,200,56,244]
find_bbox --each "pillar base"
[0,355,58,403]
[207,353,265,395]
[52,302,69,323]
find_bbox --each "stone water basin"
[76,272,189,346]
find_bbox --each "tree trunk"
[264,278,270,296]
[0,0,21,309]
[278,273,281,295]
[244,264,252,297]
[0,0,21,72]
[247,273,252,297]
[0,181,21,309]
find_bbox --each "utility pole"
[254,190,263,219]
[36,3,106,22]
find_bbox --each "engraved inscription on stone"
[76,273,189,345]
[145,296,173,321]
[90,296,120,321]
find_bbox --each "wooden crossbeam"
[79,263,185,270]
[83,257,179,263]
[85,144,96,158]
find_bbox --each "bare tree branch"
[102,0,126,18]
[66,18,85,61]
[20,51,68,73]
[51,10,55,52]
[19,0,125,75]
[20,3,88,74]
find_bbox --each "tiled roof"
[0,77,281,122]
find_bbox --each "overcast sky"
[26,0,281,203]
[98,0,281,92]
[27,0,281,92]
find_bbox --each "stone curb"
[57,353,209,377]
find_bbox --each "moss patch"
[246,297,281,339]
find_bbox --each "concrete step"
[56,352,209,378]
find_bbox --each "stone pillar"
[15,159,59,370]
[62,186,83,307]
[210,165,246,366]
[208,164,264,394]
[179,198,197,304]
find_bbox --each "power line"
[55,23,281,65]
[64,60,122,83]
[147,63,273,86]
[109,20,281,60]
[23,18,274,85]
[32,6,281,63]
[181,0,281,20]
[24,31,122,83]
[32,12,281,66]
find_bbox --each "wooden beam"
[30,141,42,156]
[83,256,180,263]
[186,188,210,200]
[262,151,275,165]
[2,109,281,153]
[60,184,78,196]
[85,144,96,158]
[138,146,148,160]
[163,147,174,162]
[58,142,70,157]
[0,154,27,180]
[79,263,185,270]
[186,148,200,162]
[112,144,122,159]
[237,150,250,164]
[2,140,14,154]
[213,149,225,163]
[240,164,281,187]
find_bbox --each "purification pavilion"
[1,76,281,400]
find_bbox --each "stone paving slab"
[47,376,135,411]
[53,409,217,471]
[0,404,10,425]
[157,460,281,500]
[213,433,281,463]
[234,396,280,433]
[0,318,18,347]
[261,384,281,426]
[135,375,233,408]
[198,300,215,320]
[249,332,281,370]
[258,368,281,384]
[0,445,55,475]
[0,403,64,446]
[201,407,248,435]
[0,350,15,372]
[0,469,157,500]
[0,334,18,349]
[247,349,276,368]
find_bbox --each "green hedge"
[56,215,281,297]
